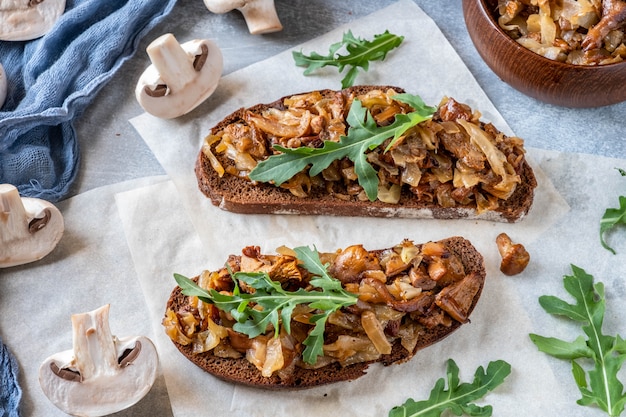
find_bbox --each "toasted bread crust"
[165,236,485,389]
[195,86,537,222]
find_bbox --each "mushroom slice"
[0,183,64,268]
[39,304,159,417]
[0,0,66,41]
[203,0,283,34]
[434,271,483,323]
[135,33,223,119]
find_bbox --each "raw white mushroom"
[0,0,66,41]
[0,63,7,109]
[203,0,283,34]
[0,183,64,268]
[135,33,223,119]
[39,304,159,417]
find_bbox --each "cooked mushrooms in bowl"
[462,0,626,107]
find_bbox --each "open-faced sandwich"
[163,236,485,389]
[196,86,537,222]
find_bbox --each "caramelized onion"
[361,310,392,354]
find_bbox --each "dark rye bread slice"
[165,236,486,389]
[195,85,537,222]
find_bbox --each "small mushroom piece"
[39,304,159,417]
[0,0,66,41]
[0,183,64,268]
[203,0,283,34]
[495,232,530,276]
[135,33,223,119]
[0,63,7,108]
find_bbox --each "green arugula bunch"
[293,30,404,88]
[389,359,511,417]
[529,265,626,416]
[248,93,436,201]
[174,246,358,365]
[600,168,626,254]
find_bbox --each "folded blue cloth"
[0,0,176,202]
[0,336,21,417]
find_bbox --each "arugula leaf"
[529,265,626,416]
[600,168,626,254]
[293,30,404,88]
[389,359,511,417]
[174,246,358,365]
[248,94,436,201]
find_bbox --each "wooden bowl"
[462,0,626,108]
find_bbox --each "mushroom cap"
[0,63,7,109]
[0,0,67,41]
[135,35,223,119]
[0,184,64,268]
[39,336,159,417]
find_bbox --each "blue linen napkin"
[0,336,21,417]
[0,0,177,202]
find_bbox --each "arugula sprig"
[174,246,358,365]
[529,265,626,416]
[389,359,511,417]
[600,168,626,254]
[248,93,436,201]
[293,30,404,88]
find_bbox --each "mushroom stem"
[146,33,197,93]
[203,0,283,34]
[70,305,118,380]
[238,0,282,34]
[0,184,29,245]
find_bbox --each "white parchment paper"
[122,0,625,416]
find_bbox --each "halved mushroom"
[135,33,223,119]
[0,183,64,268]
[203,0,283,34]
[0,63,7,109]
[39,304,159,417]
[0,0,66,41]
